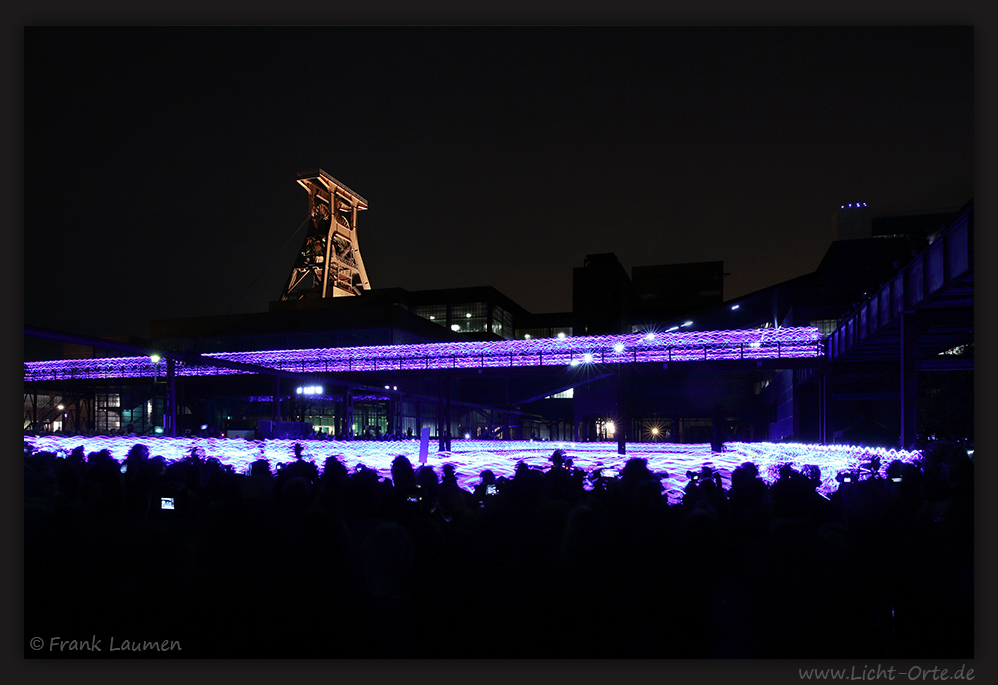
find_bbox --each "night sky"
[24,26,974,341]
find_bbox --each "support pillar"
[819,365,834,445]
[616,370,627,455]
[388,394,398,437]
[73,397,83,436]
[165,358,177,437]
[178,381,185,437]
[438,375,451,451]
[343,388,354,440]
[900,312,921,449]
[273,377,281,424]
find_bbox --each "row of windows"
[412,302,515,339]
[810,319,840,336]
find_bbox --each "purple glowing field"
[23,436,919,504]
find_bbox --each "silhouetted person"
[415,465,441,514]
[317,454,349,514]
[241,458,275,510]
[82,448,124,518]
[390,455,417,490]
[438,463,474,521]
[473,469,499,506]
[277,442,319,491]
[123,443,154,520]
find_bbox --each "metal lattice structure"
[24,328,824,382]
[280,169,370,300]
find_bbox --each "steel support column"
[273,377,281,424]
[343,388,354,440]
[616,369,627,455]
[165,358,177,437]
[819,365,834,445]
[900,312,922,449]
[389,394,399,437]
[438,375,451,451]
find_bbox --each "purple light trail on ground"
[24,435,917,505]
[23,328,823,381]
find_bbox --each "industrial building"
[24,171,974,451]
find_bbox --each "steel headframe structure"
[279,169,371,300]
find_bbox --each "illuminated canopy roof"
[23,327,823,382]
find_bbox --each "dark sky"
[24,26,974,340]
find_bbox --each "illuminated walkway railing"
[24,327,823,382]
[826,205,973,361]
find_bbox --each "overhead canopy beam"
[24,326,307,381]
[26,327,825,382]
[24,327,544,421]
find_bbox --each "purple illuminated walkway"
[23,328,823,382]
[23,435,917,505]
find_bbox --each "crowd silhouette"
[24,440,973,658]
